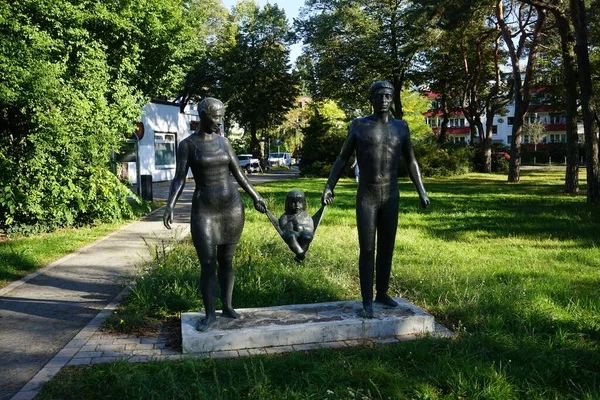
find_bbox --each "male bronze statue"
[321,81,430,318]
[163,98,266,331]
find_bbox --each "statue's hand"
[420,194,430,209]
[163,206,173,229]
[322,187,334,205]
[254,198,267,213]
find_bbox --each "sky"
[220,0,306,64]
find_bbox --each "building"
[121,99,198,184]
[423,92,583,147]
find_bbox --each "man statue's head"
[369,81,394,114]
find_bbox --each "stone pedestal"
[181,298,436,354]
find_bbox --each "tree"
[0,0,199,232]
[401,90,433,140]
[570,0,600,201]
[516,0,580,193]
[177,0,232,110]
[414,0,512,171]
[523,120,546,150]
[496,0,547,182]
[299,100,349,177]
[219,0,299,163]
[295,0,428,118]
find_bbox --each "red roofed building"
[423,92,583,147]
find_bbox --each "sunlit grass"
[41,170,600,399]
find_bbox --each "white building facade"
[424,93,583,147]
[125,99,199,184]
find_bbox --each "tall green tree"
[299,100,349,177]
[219,0,299,162]
[570,0,600,201]
[0,0,198,232]
[295,0,428,118]
[177,0,232,110]
[496,0,547,182]
[515,0,580,193]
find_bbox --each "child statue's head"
[285,190,307,215]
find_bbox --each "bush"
[491,153,509,174]
[299,105,349,178]
[411,141,474,177]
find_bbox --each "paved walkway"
[0,172,299,400]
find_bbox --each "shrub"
[299,103,349,178]
[411,141,474,177]
[491,153,509,174]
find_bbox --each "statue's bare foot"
[196,314,217,331]
[222,307,240,319]
[375,293,398,307]
[360,303,374,318]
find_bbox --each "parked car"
[237,154,261,173]
[267,152,292,167]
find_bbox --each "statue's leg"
[298,232,314,252]
[217,243,240,319]
[375,192,399,307]
[192,225,218,331]
[356,189,377,318]
[283,232,305,257]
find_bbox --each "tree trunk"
[249,119,263,167]
[392,78,404,120]
[571,0,600,202]
[482,108,495,173]
[555,11,580,194]
[508,115,524,182]
[439,106,449,145]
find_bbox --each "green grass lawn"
[0,200,162,288]
[39,170,600,399]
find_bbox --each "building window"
[155,133,176,169]
[492,125,498,135]
[507,117,514,125]
[507,135,512,144]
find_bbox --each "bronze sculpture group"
[164,82,429,331]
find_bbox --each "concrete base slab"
[181,298,436,354]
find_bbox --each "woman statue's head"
[198,98,225,134]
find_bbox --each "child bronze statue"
[265,190,325,262]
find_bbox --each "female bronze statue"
[163,98,266,331]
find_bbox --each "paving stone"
[188,353,210,359]
[73,351,103,359]
[292,343,321,352]
[264,346,295,354]
[319,341,349,349]
[68,358,93,366]
[96,344,126,352]
[132,349,162,356]
[373,337,400,345]
[88,339,118,345]
[210,350,240,359]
